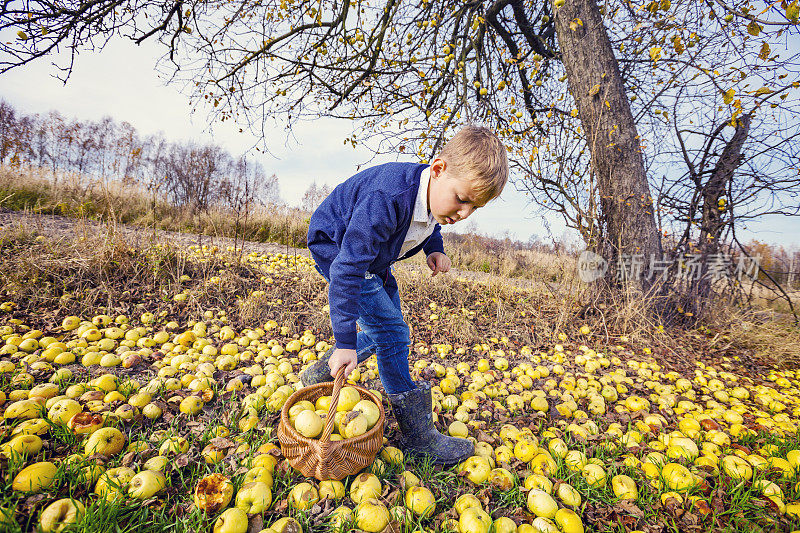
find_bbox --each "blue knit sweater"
[307,162,445,349]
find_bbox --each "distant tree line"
[0,99,280,212]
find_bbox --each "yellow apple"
[581,463,607,488]
[611,475,638,500]
[244,467,274,487]
[405,486,436,518]
[554,508,584,533]
[721,455,753,481]
[84,427,125,456]
[195,473,234,513]
[289,482,320,510]
[294,409,323,438]
[329,504,353,529]
[454,493,482,515]
[1,433,43,458]
[514,439,538,462]
[159,436,189,456]
[488,468,515,491]
[380,446,403,465]
[662,463,697,492]
[142,403,163,419]
[564,450,588,471]
[67,412,104,435]
[202,444,226,465]
[400,470,420,489]
[144,456,170,472]
[458,507,492,533]
[350,473,381,504]
[354,498,390,533]
[459,455,492,484]
[319,479,345,500]
[179,396,204,415]
[666,437,699,461]
[389,505,413,524]
[342,412,368,439]
[557,483,582,507]
[95,467,136,501]
[449,420,469,438]
[128,470,167,499]
[12,461,58,492]
[270,516,302,533]
[661,492,684,506]
[235,481,272,513]
[524,474,553,494]
[527,489,558,519]
[39,498,85,532]
[353,399,380,428]
[531,517,558,532]
[11,418,49,437]
[492,517,516,533]
[337,386,361,411]
[214,508,249,533]
[3,399,43,420]
[47,399,82,426]
[530,452,558,476]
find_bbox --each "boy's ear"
[430,158,446,179]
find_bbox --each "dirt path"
[0,207,309,256]
[0,208,553,293]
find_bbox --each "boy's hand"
[427,252,451,277]
[328,348,358,379]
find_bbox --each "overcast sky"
[0,37,796,249]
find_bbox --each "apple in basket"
[291,389,380,440]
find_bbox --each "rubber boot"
[299,347,335,386]
[388,382,474,466]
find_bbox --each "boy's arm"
[423,225,448,276]
[422,224,445,256]
[328,191,398,350]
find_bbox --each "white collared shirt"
[398,167,438,258]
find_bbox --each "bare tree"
[0,100,16,163]
[300,181,333,213]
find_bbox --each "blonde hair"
[438,126,509,204]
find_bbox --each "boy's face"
[427,158,487,225]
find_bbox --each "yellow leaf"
[747,21,762,36]
[588,84,601,97]
[672,35,684,54]
[754,86,773,96]
[758,41,770,60]
[723,88,735,104]
[649,46,662,62]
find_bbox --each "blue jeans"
[315,265,416,395]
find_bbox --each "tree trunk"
[696,113,751,300]
[552,0,662,291]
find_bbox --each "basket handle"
[320,365,346,444]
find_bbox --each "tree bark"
[696,113,751,300]
[552,0,662,291]
[700,114,751,252]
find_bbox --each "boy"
[302,126,508,466]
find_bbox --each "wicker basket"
[278,366,385,481]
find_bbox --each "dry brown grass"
[702,304,800,369]
[1,164,573,282]
[0,164,309,249]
